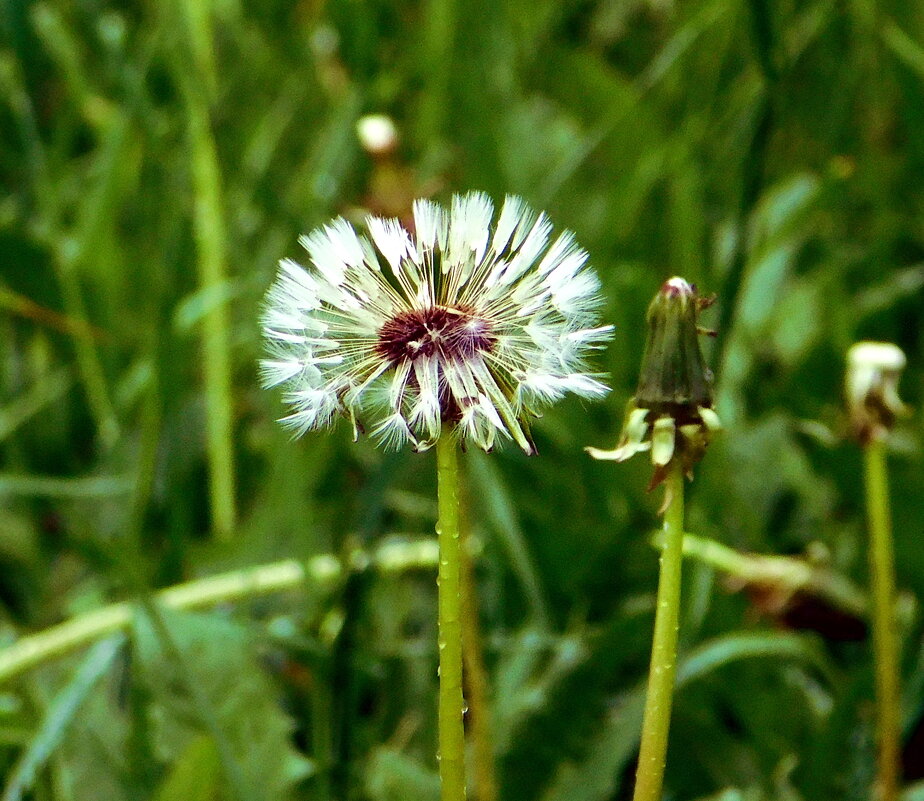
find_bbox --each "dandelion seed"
[261,192,613,453]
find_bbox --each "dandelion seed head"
[261,192,613,454]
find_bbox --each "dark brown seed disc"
[375,305,496,365]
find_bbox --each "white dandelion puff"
[261,192,613,454]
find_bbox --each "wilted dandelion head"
[261,192,613,454]
[846,341,907,444]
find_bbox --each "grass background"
[2,0,924,799]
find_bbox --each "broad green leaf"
[492,627,589,755]
[0,474,132,498]
[883,20,924,81]
[153,735,221,801]
[492,627,553,752]
[132,609,312,801]
[0,367,73,442]
[676,631,837,687]
[540,685,646,801]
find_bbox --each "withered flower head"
[587,277,720,489]
[845,341,907,445]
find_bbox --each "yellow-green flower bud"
[587,277,720,490]
[636,277,714,413]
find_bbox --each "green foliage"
[2,636,123,801]
[1,0,924,798]
[152,736,221,801]
[132,609,312,801]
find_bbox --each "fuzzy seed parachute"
[261,192,613,453]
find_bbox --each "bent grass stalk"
[185,84,237,540]
[864,439,900,801]
[633,464,685,801]
[436,432,467,801]
[0,542,440,684]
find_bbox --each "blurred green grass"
[2,0,924,799]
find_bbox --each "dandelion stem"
[436,433,467,801]
[864,439,900,801]
[633,463,685,801]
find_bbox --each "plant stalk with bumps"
[588,277,719,801]
[262,193,611,800]
[847,341,908,801]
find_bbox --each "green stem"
[436,433,467,801]
[54,264,120,449]
[864,440,900,801]
[633,464,685,801]
[0,540,439,685]
[187,97,237,540]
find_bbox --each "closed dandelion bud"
[636,277,714,411]
[845,341,907,445]
[587,277,720,491]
